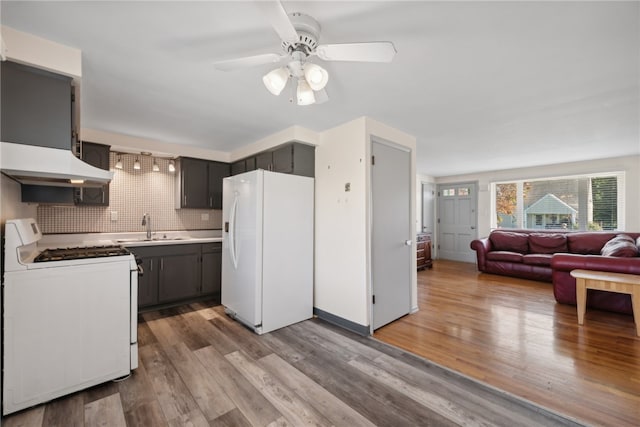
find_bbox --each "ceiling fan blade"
[315,42,396,63]
[254,0,298,44]
[314,88,329,105]
[213,53,285,71]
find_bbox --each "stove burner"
[34,245,131,262]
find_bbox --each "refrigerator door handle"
[229,193,239,269]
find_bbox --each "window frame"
[490,171,625,231]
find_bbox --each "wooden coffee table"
[570,269,640,336]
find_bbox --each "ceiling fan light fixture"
[303,63,328,91]
[296,79,315,106]
[262,67,289,95]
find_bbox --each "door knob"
[405,240,412,246]
[471,226,476,230]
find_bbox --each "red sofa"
[470,230,640,315]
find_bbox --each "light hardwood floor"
[374,259,640,426]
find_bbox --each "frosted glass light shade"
[168,159,176,173]
[133,158,141,170]
[115,156,123,169]
[303,63,328,91]
[262,67,289,95]
[297,79,316,106]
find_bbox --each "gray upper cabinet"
[208,162,230,210]
[1,61,73,150]
[76,141,110,205]
[273,143,315,177]
[255,151,273,170]
[179,157,209,208]
[230,142,315,177]
[230,160,246,176]
[177,157,230,209]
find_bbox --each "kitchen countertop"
[39,230,223,249]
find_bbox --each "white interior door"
[437,182,478,262]
[422,182,435,234]
[371,139,412,330]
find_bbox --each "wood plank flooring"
[3,295,582,427]
[374,259,640,427]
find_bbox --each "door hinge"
[372,295,376,304]
[437,218,440,223]
[371,155,375,165]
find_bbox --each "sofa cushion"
[489,231,529,254]
[523,253,553,266]
[567,233,616,255]
[486,251,524,263]
[601,235,639,257]
[528,233,568,254]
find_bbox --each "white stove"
[2,218,138,415]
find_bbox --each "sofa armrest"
[470,237,492,271]
[551,253,640,275]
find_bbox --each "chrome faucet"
[141,213,152,240]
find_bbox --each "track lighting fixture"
[168,159,176,173]
[115,155,123,170]
[133,157,141,170]
[152,159,160,172]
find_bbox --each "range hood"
[0,141,113,187]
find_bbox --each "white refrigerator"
[222,169,314,334]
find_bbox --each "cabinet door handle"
[184,195,187,206]
[209,196,212,207]
[102,191,105,204]
[160,258,164,270]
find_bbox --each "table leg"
[632,286,640,337]
[576,277,587,325]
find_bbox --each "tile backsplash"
[37,153,222,234]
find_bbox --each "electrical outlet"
[110,211,118,221]
[201,213,209,221]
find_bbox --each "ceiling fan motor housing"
[281,13,320,56]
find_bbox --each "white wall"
[435,155,640,237]
[315,118,369,326]
[314,117,418,329]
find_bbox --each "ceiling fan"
[213,1,396,106]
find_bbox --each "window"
[492,172,624,231]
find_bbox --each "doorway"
[371,138,412,330]
[437,182,478,263]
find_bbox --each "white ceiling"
[2,1,638,177]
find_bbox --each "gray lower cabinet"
[201,243,222,303]
[159,248,201,302]
[130,243,221,310]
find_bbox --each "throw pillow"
[528,233,568,254]
[489,231,529,254]
[601,235,639,257]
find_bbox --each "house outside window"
[492,172,624,231]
